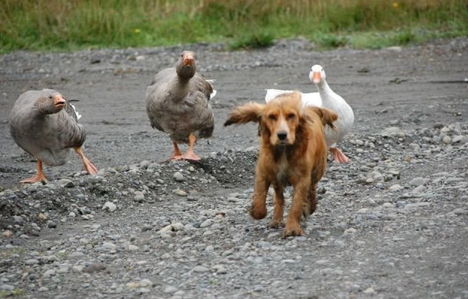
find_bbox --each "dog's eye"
[268,114,277,121]
[286,113,296,120]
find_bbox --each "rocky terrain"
[0,38,467,298]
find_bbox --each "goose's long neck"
[170,77,190,102]
[316,80,335,104]
[171,62,195,101]
[315,78,354,128]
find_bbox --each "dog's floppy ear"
[224,102,264,126]
[304,107,338,128]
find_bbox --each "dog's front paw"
[250,205,267,219]
[283,224,304,237]
[269,219,285,229]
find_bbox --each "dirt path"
[0,38,467,298]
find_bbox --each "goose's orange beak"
[311,71,321,84]
[54,95,66,108]
[183,53,194,66]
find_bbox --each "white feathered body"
[316,83,354,148]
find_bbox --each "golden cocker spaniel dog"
[225,92,337,237]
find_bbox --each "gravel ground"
[0,38,467,298]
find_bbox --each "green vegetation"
[0,0,467,53]
[0,288,25,297]
[229,31,275,50]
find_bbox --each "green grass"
[0,288,25,298]
[313,33,349,49]
[229,31,275,50]
[0,0,467,53]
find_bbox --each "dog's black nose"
[277,131,287,141]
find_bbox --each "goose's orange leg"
[169,142,183,160]
[181,134,201,161]
[20,160,47,183]
[330,147,350,163]
[74,147,98,174]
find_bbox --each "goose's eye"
[268,114,277,121]
[49,96,53,99]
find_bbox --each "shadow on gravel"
[196,150,257,185]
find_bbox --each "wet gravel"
[0,38,467,298]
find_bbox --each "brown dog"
[224,92,337,237]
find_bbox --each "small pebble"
[173,171,185,182]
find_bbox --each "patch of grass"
[229,31,275,50]
[349,31,417,49]
[0,288,25,298]
[349,26,468,49]
[313,33,349,49]
[0,0,467,53]
[0,247,26,258]
[393,30,417,45]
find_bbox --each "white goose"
[309,64,354,163]
[264,65,354,163]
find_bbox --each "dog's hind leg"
[250,175,270,220]
[269,183,285,228]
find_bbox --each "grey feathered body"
[9,90,86,166]
[145,67,214,144]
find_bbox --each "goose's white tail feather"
[210,89,217,100]
[207,79,217,100]
[70,103,82,120]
